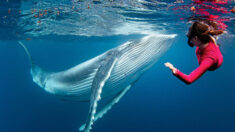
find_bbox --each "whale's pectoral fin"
[79,84,132,131]
[82,51,119,132]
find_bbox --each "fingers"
[164,62,169,66]
[164,62,177,74]
[164,62,170,67]
[164,62,173,68]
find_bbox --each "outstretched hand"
[164,62,177,74]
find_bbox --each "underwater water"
[1,0,235,132]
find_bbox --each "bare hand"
[164,62,177,74]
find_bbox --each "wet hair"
[187,20,224,47]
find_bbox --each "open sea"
[0,0,235,132]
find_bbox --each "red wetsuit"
[174,41,223,84]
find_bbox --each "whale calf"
[18,34,176,132]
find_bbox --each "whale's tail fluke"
[17,41,48,88]
[17,41,34,66]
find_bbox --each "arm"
[174,58,214,84]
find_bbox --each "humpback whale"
[18,34,176,132]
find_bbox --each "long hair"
[187,20,224,47]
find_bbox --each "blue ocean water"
[1,0,235,132]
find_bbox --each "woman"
[165,21,224,84]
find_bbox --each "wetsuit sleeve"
[174,58,215,84]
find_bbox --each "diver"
[165,20,225,84]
